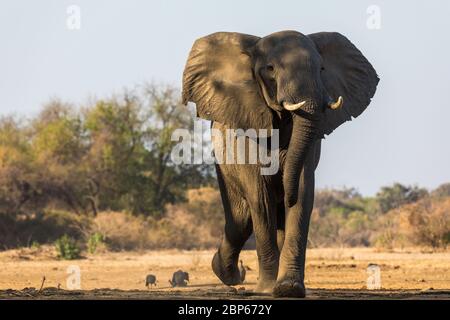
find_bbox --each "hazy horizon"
[1,0,449,196]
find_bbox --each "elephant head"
[182,31,378,207]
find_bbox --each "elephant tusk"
[283,101,307,111]
[328,96,343,110]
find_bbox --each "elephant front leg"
[247,191,279,293]
[273,152,316,298]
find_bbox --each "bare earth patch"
[0,247,449,299]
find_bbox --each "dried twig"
[36,276,46,295]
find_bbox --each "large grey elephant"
[182,30,379,297]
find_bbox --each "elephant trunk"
[283,114,317,207]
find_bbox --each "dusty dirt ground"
[0,247,449,299]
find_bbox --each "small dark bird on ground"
[239,260,246,284]
[145,274,157,288]
[169,270,189,287]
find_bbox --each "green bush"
[87,232,105,254]
[55,234,80,260]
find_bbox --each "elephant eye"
[266,65,274,72]
[321,66,325,72]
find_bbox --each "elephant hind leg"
[212,165,253,286]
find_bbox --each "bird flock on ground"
[145,261,249,289]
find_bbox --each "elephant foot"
[273,279,306,298]
[212,251,241,286]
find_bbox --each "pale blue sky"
[1,0,449,195]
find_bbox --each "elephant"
[182,30,379,297]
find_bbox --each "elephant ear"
[182,32,273,130]
[308,32,379,135]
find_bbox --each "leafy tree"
[0,116,34,215]
[376,183,428,213]
[82,83,213,216]
[83,93,147,214]
[30,100,87,214]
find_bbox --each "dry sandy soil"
[0,247,449,299]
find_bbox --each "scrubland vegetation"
[0,83,448,257]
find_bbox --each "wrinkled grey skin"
[169,270,189,287]
[182,30,379,297]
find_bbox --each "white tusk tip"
[283,100,307,111]
[329,96,343,110]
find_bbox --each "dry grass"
[0,247,448,292]
[92,209,219,251]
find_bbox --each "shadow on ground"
[1,286,449,300]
